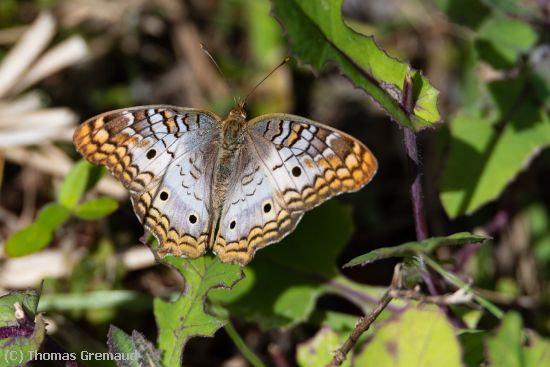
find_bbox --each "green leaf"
[58,160,93,209]
[271,0,440,130]
[4,223,53,257]
[0,291,46,367]
[476,18,538,69]
[35,203,71,230]
[0,290,40,323]
[459,330,487,367]
[297,327,350,367]
[354,306,463,367]
[73,197,119,219]
[5,202,71,257]
[486,312,550,367]
[107,326,162,367]
[344,232,488,268]
[441,95,550,217]
[209,201,357,329]
[154,255,243,366]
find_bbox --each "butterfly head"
[227,100,247,122]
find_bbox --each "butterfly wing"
[213,114,377,265]
[74,106,221,258]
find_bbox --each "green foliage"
[434,0,490,28]
[154,255,243,366]
[475,18,537,69]
[59,160,94,209]
[486,312,550,367]
[354,307,463,366]
[107,326,162,367]
[0,291,45,367]
[209,201,373,329]
[440,102,550,217]
[459,330,487,367]
[5,160,118,257]
[271,0,441,130]
[297,328,350,367]
[438,0,550,218]
[74,197,120,219]
[344,232,489,267]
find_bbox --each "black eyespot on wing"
[147,149,157,159]
[160,191,169,201]
[263,203,271,213]
[230,220,236,229]
[292,166,301,177]
[189,214,197,224]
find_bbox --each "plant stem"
[424,256,504,319]
[403,127,428,241]
[400,74,442,298]
[326,290,393,367]
[401,74,428,241]
[224,320,266,367]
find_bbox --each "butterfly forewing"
[249,114,377,208]
[212,114,377,265]
[74,106,222,259]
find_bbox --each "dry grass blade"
[0,109,77,147]
[0,246,154,289]
[0,92,43,114]
[0,249,78,289]
[0,12,56,99]
[14,36,89,94]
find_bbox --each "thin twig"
[389,288,474,305]
[326,266,401,366]
[327,290,393,366]
[424,256,504,319]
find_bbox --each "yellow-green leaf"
[74,197,118,219]
[354,307,463,367]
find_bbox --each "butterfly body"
[209,105,248,247]
[74,104,377,265]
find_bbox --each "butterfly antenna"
[200,43,227,81]
[243,57,290,106]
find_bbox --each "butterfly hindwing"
[212,141,303,264]
[74,106,222,258]
[213,114,377,265]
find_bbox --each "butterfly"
[73,102,377,265]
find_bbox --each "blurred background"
[1,0,549,366]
